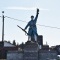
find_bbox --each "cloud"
[6,7,49,11]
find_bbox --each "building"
[0,41,18,60]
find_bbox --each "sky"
[0,0,60,46]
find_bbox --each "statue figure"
[24,8,39,41]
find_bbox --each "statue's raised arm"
[34,8,39,23]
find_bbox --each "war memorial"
[7,9,57,60]
[0,9,59,60]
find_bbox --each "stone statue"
[24,8,39,41]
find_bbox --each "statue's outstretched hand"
[37,8,39,14]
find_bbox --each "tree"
[13,40,16,45]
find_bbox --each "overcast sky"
[0,0,60,46]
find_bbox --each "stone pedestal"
[24,41,39,60]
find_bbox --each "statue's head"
[31,15,34,20]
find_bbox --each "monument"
[6,8,57,60]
